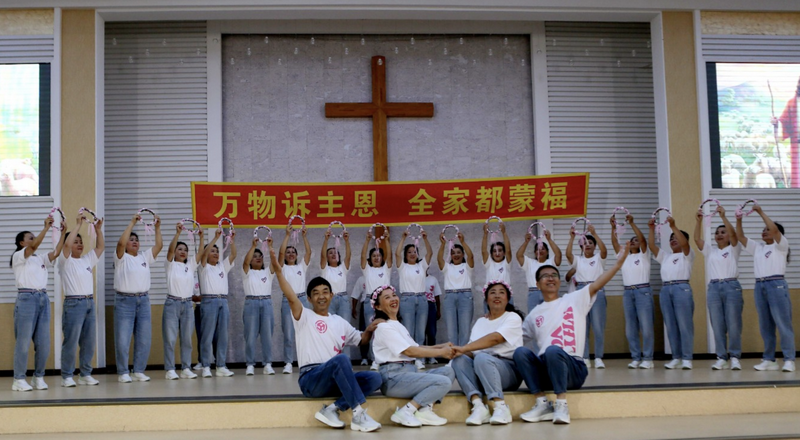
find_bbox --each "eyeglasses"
[538,273,559,281]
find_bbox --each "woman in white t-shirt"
[371,285,456,428]
[437,231,475,347]
[566,223,607,368]
[451,281,524,426]
[736,204,795,372]
[278,224,312,374]
[320,229,351,319]
[482,221,512,285]
[198,228,237,378]
[243,236,275,376]
[163,223,204,381]
[361,226,392,370]
[10,215,66,392]
[517,228,562,313]
[694,205,743,371]
[395,229,433,360]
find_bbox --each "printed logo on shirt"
[261,277,267,283]
[589,261,596,267]
[765,251,772,259]
[297,271,302,276]
[338,271,342,277]
[499,267,504,273]
[672,258,679,265]
[142,263,147,268]
[219,272,224,279]
[415,269,420,274]
[535,315,544,327]
[459,269,465,274]
[378,273,384,278]
[634,259,640,266]
[86,267,92,273]
[722,252,729,259]
[185,267,189,273]
[549,306,577,354]
[333,345,342,354]
[41,264,45,269]
[315,320,328,333]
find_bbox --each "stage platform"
[0,359,798,435]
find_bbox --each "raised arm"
[395,230,407,268]
[243,237,259,273]
[610,216,621,254]
[49,222,67,262]
[278,225,290,268]
[589,241,630,297]
[270,246,305,320]
[93,218,105,258]
[588,224,607,259]
[151,215,163,258]
[547,230,562,266]
[755,204,782,243]
[64,215,85,258]
[422,231,433,265]
[668,217,690,256]
[361,229,372,270]
[437,232,447,270]
[481,222,489,264]
[320,230,330,270]
[500,222,512,263]
[718,206,737,247]
[516,232,531,266]
[200,229,221,267]
[343,231,351,270]
[566,227,576,265]
[460,232,475,267]
[647,217,660,257]
[167,222,182,263]
[227,232,237,265]
[116,213,140,259]
[693,209,705,251]
[735,215,748,248]
[629,215,646,254]
[26,216,53,259]
[382,227,392,267]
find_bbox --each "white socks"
[402,403,417,413]
[353,405,365,417]
[537,396,548,405]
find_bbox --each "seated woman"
[371,285,455,427]
[451,281,524,426]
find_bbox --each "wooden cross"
[325,55,434,181]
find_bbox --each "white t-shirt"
[12,250,51,290]
[521,256,554,288]
[571,253,605,283]
[373,320,417,364]
[244,268,273,297]
[619,249,651,286]
[702,244,741,280]
[114,249,157,293]
[165,259,198,299]
[468,311,523,359]
[442,262,472,290]
[425,275,442,302]
[282,259,309,294]
[743,236,790,278]
[525,286,593,358]
[200,259,232,296]
[484,258,511,284]
[654,247,695,282]
[398,260,428,293]
[321,264,348,294]
[293,309,362,368]
[58,252,99,297]
[363,264,391,299]
[350,276,368,302]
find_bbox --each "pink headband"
[483,280,513,298]
[370,285,396,307]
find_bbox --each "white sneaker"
[391,406,422,427]
[627,360,641,369]
[584,358,591,368]
[351,409,382,432]
[32,377,48,390]
[594,358,605,369]
[553,400,571,424]
[360,359,369,366]
[246,365,255,376]
[216,367,234,377]
[489,402,512,425]
[61,377,77,387]
[283,364,293,374]
[664,359,681,369]
[428,358,439,365]
[465,402,491,426]
[78,375,99,386]
[681,360,693,370]
[264,364,275,375]
[118,374,132,383]
[711,359,729,370]
[415,359,426,370]
[202,367,212,378]
[415,405,448,426]
[131,373,150,382]
[520,399,554,423]
[639,360,654,369]
[193,363,203,371]
[754,360,780,371]
[12,379,32,392]
[730,358,742,370]
[165,370,179,380]
[782,360,796,372]
[370,361,379,371]
[315,404,345,428]
[180,369,197,379]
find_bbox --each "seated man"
[270,247,383,432]
[513,242,630,424]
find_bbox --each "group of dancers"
[8,202,794,428]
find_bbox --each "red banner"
[191,173,589,228]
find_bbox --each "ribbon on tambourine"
[50,207,65,249]
[79,207,99,244]
[735,199,758,219]
[527,222,547,253]
[253,225,272,254]
[288,215,305,247]
[699,198,720,228]
[327,221,346,263]
[218,217,234,255]
[485,216,503,244]
[651,207,672,243]
[442,224,459,263]
[611,207,629,238]
[369,222,388,250]
[572,217,591,247]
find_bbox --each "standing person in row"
[566,224,608,368]
[361,226,392,371]
[163,223,202,380]
[114,212,162,383]
[198,229,237,378]
[60,215,104,387]
[517,228,562,313]
[736,205,795,372]
[695,206,743,371]
[424,269,443,365]
[11,215,66,391]
[278,224,312,374]
[320,229,351,319]
[395,229,433,369]
[648,216,695,370]
[243,236,275,376]
[437,231,475,347]
[610,214,654,369]
[482,222,511,285]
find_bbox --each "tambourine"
[137,208,157,227]
[699,198,721,227]
[527,222,547,252]
[327,221,346,263]
[369,222,389,249]
[735,199,757,218]
[78,207,99,225]
[50,207,66,231]
[611,206,630,237]
[442,224,459,262]
[651,207,672,243]
[571,217,591,246]
[288,215,305,245]
[253,225,272,254]
[180,218,201,234]
[406,223,424,248]
[485,216,503,243]
[218,217,235,254]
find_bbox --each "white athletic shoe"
[216,367,234,377]
[465,402,491,426]
[193,363,203,371]
[360,359,369,366]
[370,361,379,371]
[61,377,77,387]
[315,404,345,428]
[118,374,132,383]
[664,359,681,369]
[180,369,197,379]
[351,409,382,432]
[520,399,554,423]
[594,358,605,369]
[415,405,448,426]
[202,367,212,378]
[711,359,729,370]
[246,365,255,376]
[754,360,780,371]
[639,360,654,369]
[131,373,150,382]
[391,406,422,427]
[730,358,742,370]
[32,377,48,390]
[12,379,32,392]
[165,370,179,380]
[283,364,293,374]
[415,359,426,370]
[489,402,512,425]
[681,360,693,370]
[553,400,571,424]
[782,361,796,372]
[584,358,591,368]
[627,360,641,369]
[78,375,99,386]
[264,364,275,375]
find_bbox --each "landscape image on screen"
[0,64,40,196]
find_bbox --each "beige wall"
[702,11,800,35]
[0,9,53,35]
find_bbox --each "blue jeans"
[659,283,694,360]
[425,300,438,345]
[399,293,428,345]
[577,283,606,359]
[243,297,274,366]
[14,290,50,379]
[114,293,151,374]
[444,289,473,346]
[623,286,655,361]
[707,280,743,360]
[281,295,310,364]
[527,287,543,313]
[330,293,351,320]
[162,298,194,371]
[61,297,96,378]
[514,346,588,395]
[380,363,455,406]
[754,279,795,361]
[298,354,382,411]
[451,352,521,401]
[200,297,229,368]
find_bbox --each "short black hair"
[535,264,560,282]
[306,276,332,298]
